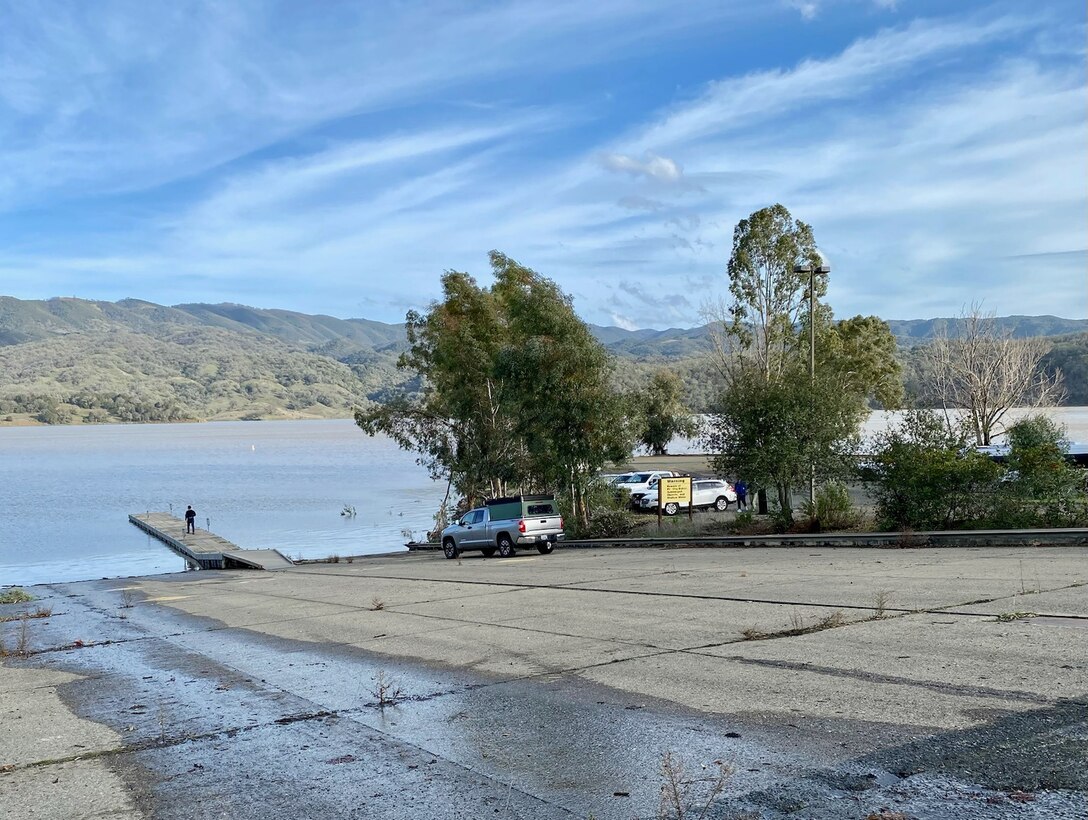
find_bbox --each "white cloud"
[0,0,745,210]
[599,152,684,182]
[0,4,1083,329]
[787,1,820,20]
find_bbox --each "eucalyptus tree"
[706,363,865,518]
[355,268,523,503]
[820,315,904,409]
[723,203,821,381]
[704,204,902,523]
[356,251,630,525]
[632,369,699,456]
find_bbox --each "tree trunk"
[776,482,792,522]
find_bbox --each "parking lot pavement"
[5,545,1086,818]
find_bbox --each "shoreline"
[4,405,1088,440]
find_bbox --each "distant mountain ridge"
[0,296,406,349]
[2,295,1084,355]
[0,295,1085,423]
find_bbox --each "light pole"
[794,262,830,507]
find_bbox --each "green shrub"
[768,502,792,533]
[989,415,1088,528]
[578,509,642,538]
[863,411,1000,531]
[801,481,858,531]
[731,510,759,534]
[0,588,34,605]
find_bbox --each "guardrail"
[408,527,1088,552]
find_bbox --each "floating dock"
[128,512,294,571]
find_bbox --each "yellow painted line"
[143,595,191,602]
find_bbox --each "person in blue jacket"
[734,480,748,511]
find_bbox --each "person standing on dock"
[184,505,196,534]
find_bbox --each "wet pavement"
[2,545,1086,819]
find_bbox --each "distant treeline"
[0,296,1084,423]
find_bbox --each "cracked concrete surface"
[1,545,1085,818]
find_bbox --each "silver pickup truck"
[440,495,564,559]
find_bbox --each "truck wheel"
[442,539,459,559]
[497,534,516,558]
[482,547,496,557]
[537,543,554,555]
[664,502,679,516]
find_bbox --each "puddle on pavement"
[17,579,1088,820]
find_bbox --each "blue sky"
[0,0,1084,329]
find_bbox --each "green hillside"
[0,296,1084,423]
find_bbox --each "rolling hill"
[0,295,1084,423]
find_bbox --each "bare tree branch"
[925,305,1065,445]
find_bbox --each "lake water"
[0,420,444,588]
[4,408,1087,588]
[860,406,1088,445]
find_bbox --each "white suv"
[638,479,737,515]
[614,471,681,508]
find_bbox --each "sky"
[0,0,1085,330]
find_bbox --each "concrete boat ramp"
[128,512,294,570]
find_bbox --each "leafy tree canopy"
[707,204,902,520]
[726,203,820,381]
[706,361,865,522]
[863,410,1001,531]
[355,251,630,523]
[631,369,699,456]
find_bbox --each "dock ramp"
[129,512,295,571]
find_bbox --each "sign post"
[657,476,692,527]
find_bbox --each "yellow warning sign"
[659,476,692,504]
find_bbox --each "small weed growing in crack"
[741,610,847,642]
[873,589,892,619]
[370,597,385,611]
[655,750,732,820]
[328,554,340,563]
[158,702,169,745]
[789,609,805,631]
[370,670,404,707]
[16,611,31,656]
[818,611,846,629]
[120,588,135,609]
[995,611,1037,622]
[0,588,33,605]
[0,606,50,623]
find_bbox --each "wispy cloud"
[0,1,728,207]
[0,2,1083,328]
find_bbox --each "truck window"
[526,503,556,516]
